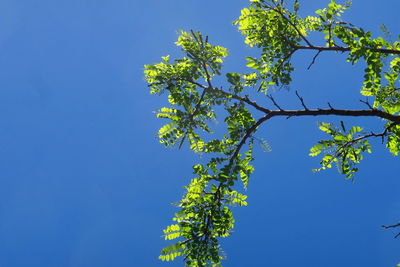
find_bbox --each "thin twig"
[267,95,284,111]
[295,90,308,110]
[383,223,400,229]
[214,88,271,114]
[382,223,400,238]
[274,48,298,74]
[346,129,390,144]
[202,62,213,89]
[307,50,322,70]
[269,3,313,47]
[177,78,271,114]
[340,120,346,132]
[360,98,374,109]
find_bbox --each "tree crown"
[145,0,400,265]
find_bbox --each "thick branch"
[265,108,400,124]
[184,77,400,125]
[228,109,399,164]
[295,45,400,55]
[170,78,400,125]
[193,104,400,249]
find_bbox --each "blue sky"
[0,0,399,266]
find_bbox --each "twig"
[383,223,400,229]
[187,79,208,89]
[269,3,313,47]
[295,90,308,110]
[382,223,400,238]
[307,50,322,70]
[346,129,391,144]
[273,48,298,74]
[267,95,284,111]
[202,62,213,89]
[359,99,374,109]
[230,114,272,164]
[340,120,346,132]
[214,88,271,114]
[177,78,271,114]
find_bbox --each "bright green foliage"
[146,30,257,266]
[309,123,372,180]
[387,124,400,155]
[145,0,400,265]
[234,1,301,89]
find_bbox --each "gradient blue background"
[0,0,399,266]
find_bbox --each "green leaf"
[294,0,300,13]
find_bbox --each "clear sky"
[0,0,399,266]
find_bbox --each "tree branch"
[264,108,400,125]
[269,3,313,47]
[295,90,309,110]
[194,80,400,125]
[295,45,400,55]
[267,95,284,111]
[274,47,298,73]
[307,50,322,70]
[213,88,271,114]
[183,79,272,114]
[382,223,400,238]
[230,115,272,164]
[383,223,400,229]
[341,124,394,149]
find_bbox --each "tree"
[145,0,400,266]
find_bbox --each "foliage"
[145,0,400,265]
